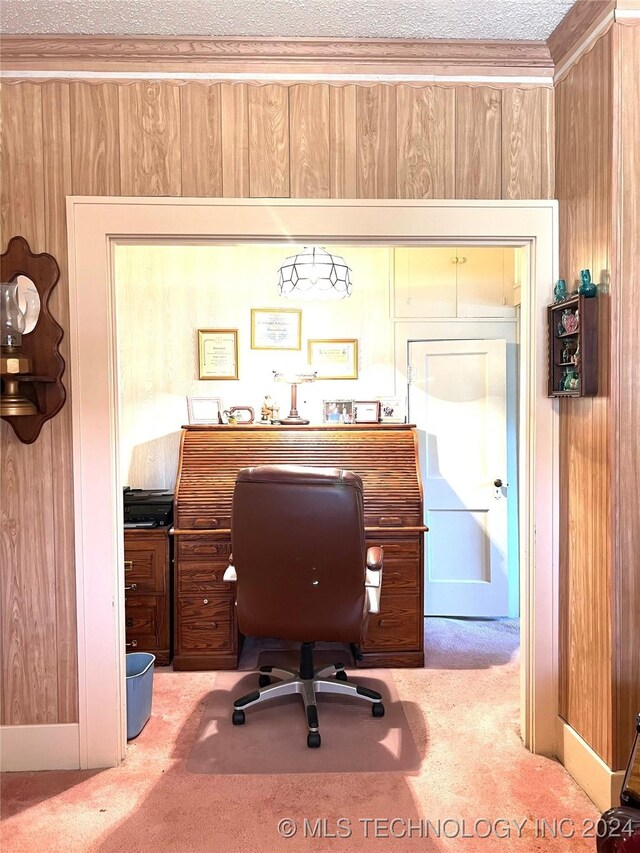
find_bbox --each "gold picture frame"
[251,308,302,350]
[198,329,239,380]
[308,339,358,380]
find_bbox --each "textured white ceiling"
[0,0,575,40]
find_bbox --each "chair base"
[231,643,385,748]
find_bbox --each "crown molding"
[547,0,615,68]
[0,34,554,79]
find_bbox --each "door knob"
[494,478,503,487]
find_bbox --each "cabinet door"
[456,248,516,318]
[393,248,457,318]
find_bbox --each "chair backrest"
[231,464,367,643]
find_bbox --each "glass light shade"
[1,282,26,349]
[277,246,352,301]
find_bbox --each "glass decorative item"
[1,281,37,416]
[273,370,317,424]
[553,279,567,302]
[578,268,597,297]
[277,246,352,301]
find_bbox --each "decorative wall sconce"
[0,236,66,443]
[273,370,316,425]
[277,246,352,301]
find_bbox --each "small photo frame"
[251,308,302,350]
[308,339,358,380]
[187,396,223,425]
[198,329,238,380]
[378,396,406,424]
[322,399,355,424]
[354,400,381,424]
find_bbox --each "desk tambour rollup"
[172,424,426,670]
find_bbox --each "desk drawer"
[366,538,421,591]
[177,560,232,593]
[178,595,234,652]
[177,536,231,560]
[124,538,167,594]
[363,594,421,651]
[125,594,170,654]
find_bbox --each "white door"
[409,339,509,617]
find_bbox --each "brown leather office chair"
[223,464,385,748]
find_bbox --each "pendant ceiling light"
[277,246,352,301]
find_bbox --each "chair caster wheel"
[372,702,385,718]
[232,709,245,726]
[335,670,348,682]
[307,732,321,748]
[258,674,271,687]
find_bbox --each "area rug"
[187,653,422,775]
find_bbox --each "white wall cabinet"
[393,247,516,319]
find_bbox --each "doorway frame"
[66,198,558,769]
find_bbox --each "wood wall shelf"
[547,293,598,397]
[1,236,66,443]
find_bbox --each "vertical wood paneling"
[70,82,120,195]
[118,82,181,196]
[556,32,614,766]
[0,83,59,726]
[0,83,45,247]
[41,81,78,723]
[502,88,544,199]
[613,21,640,770]
[248,85,289,197]
[220,83,249,197]
[455,86,502,199]
[356,85,397,198]
[289,84,330,198]
[396,86,455,199]
[180,84,222,197]
[329,85,357,199]
[540,87,556,199]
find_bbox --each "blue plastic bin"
[126,652,155,739]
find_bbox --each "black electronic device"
[123,487,174,528]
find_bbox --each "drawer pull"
[126,618,133,628]
[124,560,133,572]
[378,619,401,627]
[203,598,209,605]
[379,516,402,527]
[126,640,138,648]
[124,584,138,592]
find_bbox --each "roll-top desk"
[172,424,426,670]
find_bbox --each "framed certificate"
[308,339,358,380]
[198,329,239,380]
[251,308,302,350]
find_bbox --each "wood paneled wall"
[611,21,640,772]
[557,24,640,771]
[0,78,553,726]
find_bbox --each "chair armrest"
[366,546,383,571]
[223,554,237,582]
[365,547,383,613]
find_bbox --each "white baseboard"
[0,723,80,771]
[556,717,625,812]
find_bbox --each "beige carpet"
[1,618,600,853]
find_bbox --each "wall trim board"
[0,724,80,771]
[0,70,554,86]
[0,35,553,78]
[556,717,625,811]
[66,198,558,769]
